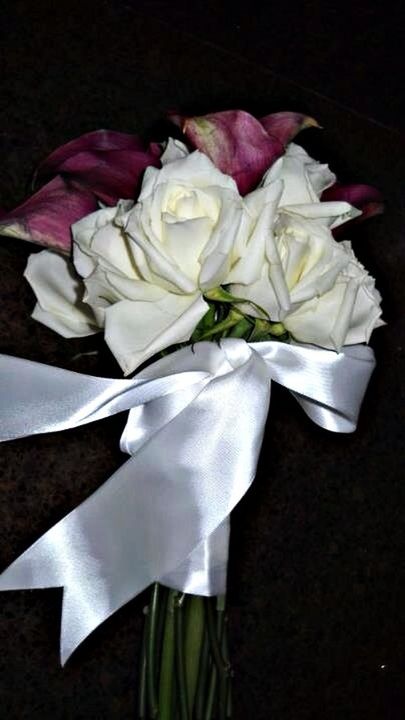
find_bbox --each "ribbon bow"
[0,339,375,664]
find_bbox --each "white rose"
[228,144,383,349]
[282,239,384,348]
[25,141,250,374]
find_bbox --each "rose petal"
[139,148,237,203]
[230,265,281,320]
[283,200,361,229]
[160,138,189,164]
[82,268,167,327]
[321,183,384,227]
[0,176,98,253]
[283,282,350,349]
[264,143,336,204]
[24,250,100,337]
[260,112,320,145]
[174,110,284,195]
[104,292,208,375]
[71,206,119,277]
[36,129,159,178]
[226,181,283,286]
[127,221,197,294]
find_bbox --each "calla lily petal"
[54,149,162,204]
[173,110,284,195]
[33,129,162,205]
[0,176,98,253]
[321,183,384,222]
[260,112,320,145]
[36,129,159,178]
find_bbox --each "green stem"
[174,593,189,720]
[203,596,231,720]
[204,663,218,720]
[205,597,229,677]
[219,616,230,720]
[223,618,233,718]
[138,606,148,719]
[195,629,210,720]
[197,309,244,341]
[156,586,168,680]
[142,589,232,719]
[215,596,228,720]
[184,596,204,714]
[219,671,228,720]
[147,583,160,718]
[159,589,178,720]
[227,684,232,719]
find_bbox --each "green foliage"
[159,288,290,363]
[192,296,290,344]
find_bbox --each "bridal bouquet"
[0,110,384,719]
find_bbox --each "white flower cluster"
[25,139,383,375]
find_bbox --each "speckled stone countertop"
[0,2,404,718]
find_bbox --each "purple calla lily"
[259,111,320,145]
[35,129,160,179]
[172,110,284,195]
[0,130,162,252]
[35,129,161,205]
[0,176,98,253]
[322,183,384,231]
[49,148,161,205]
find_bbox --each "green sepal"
[190,303,217,342]
[204,286,270,320]
[204,287,243,304]
[196,308,244,341]
[249,318,290,343]
[226,316,253,339]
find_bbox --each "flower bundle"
[0,109,384,719]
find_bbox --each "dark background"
[0,1,404,718]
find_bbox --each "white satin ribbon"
[0,339,375,664]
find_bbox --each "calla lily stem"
[141,586,232,719]
[147,583,160,718]
[195,631,210,719]
[174,593,189,720]
[184,596,205,711]
[138,606,148,718]
[205,596,229,677]
[158,589,178,720]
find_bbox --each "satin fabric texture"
[0,339,375,663]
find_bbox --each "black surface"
[124,0,405,133]
[0,1,404,718]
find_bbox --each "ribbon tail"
[0,348,271,664]
[0,515,230,666]
[0,487,145,665]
